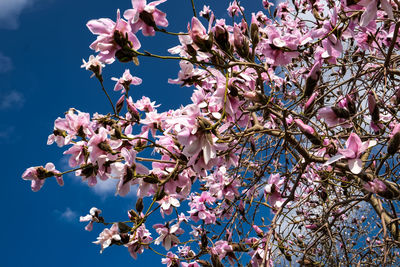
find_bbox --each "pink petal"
[346,133,363,156]
[338,148,356,159]
[87,18,114,34]
[381,0,394,19]
[360,0,378,27]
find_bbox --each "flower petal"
[348,158,362,174]
[324,154,345,166]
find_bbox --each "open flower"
[264,174,285,212]
[325,133,376,174]
[80,207,102,231]
[111,69,142,93]
[87,10,141,64]
[93,223,121,253]
[22,162,63,192]
[153,222,184,250]
[124,0,169,36]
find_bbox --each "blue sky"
[0,0,264,266]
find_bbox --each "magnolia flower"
[325,133,376,174]
[318,107,351,128]
[93,223,121,253]
[79,207,102,231]
[153,222,184,250]
[124,0,169,36]
[110,147,149,197]
[364,179,387,194]
[22,162,63,192]
[264,173,285,211]
[158,194,181,216]
[127,224,153,259]
[81,55,105,77]
[87,10,140,64]
[161,252,180,267]
[227,1,243,17]
[111,69,142,93]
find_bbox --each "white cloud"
[59,156,138,199]
[92,178,118,196]
[0,126,15,143]
[92,179,138,199]
[0,53,13,73]
[57,207,78,222]
[0,90,25,109]
[0,0,34,30]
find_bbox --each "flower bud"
[190,17,213,52]
[214,25,230,52]
[304,92,318,115]
[368,92,380,122]
[252,225,264,237]
[331,106,350,119]
[250,23,259,46]
[136,198,144,213]
[388,132,400,155]
[233,25,249,58]
[346,94,356,116]
[116,95,125,114]
[250,14,259,47]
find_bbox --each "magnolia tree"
[22,0,400,265]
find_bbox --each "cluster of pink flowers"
[22,0,400,265]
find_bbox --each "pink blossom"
[153,222,184,250]
[264,174,285,211]
[188,17,211,51]
[87,127,120,163]
[364,179,387,194]
[63,141,86,167]
[111,69,142,93]
[93,223,121,253]
[359,0,378,27]
[325,133,376,174]
[87,10,141,64]
[227,1,243,17]
[158,194,181,216]
[22,162,63,192]
[320,8,343,63]
[318,107,351,128]
[252,225,264,237]
[294,119,314,135]
[127,224,153,259]
[81,55,105,77]
[124,0,168,36]
[211,240,233,260]
[135,96,160,112]
[168,61,204,86]
[305,224,318,230]
[79,207,102,231]
[304,92,318,113]
[161,252,179,267]
[188,192,216,224]
[47,109,92,147]
[204,166,240,201]
[110,147,148,196]
[199,5,212,18]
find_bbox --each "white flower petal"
[349,158,362,174]
[323,154,345,166]
[368,139,377,148]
